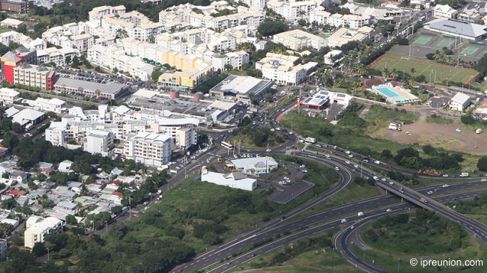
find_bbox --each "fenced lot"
[370,54,479,84]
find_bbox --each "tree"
[475,53,487,76]
[478,156,487,172]
[66,214,77,225]
[257,20,288,37]
[32,242,47,257]
[151,70,163,82]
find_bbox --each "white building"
[124,132,172,167]
[450,92,470,111]
[0,88,19,105]
[201,166,257,191]
[268,0,318,22]
[84,130,114,157]
[24,216,63,249]
[272,29,327,51]
[327,26,373,48]
[229,156,278,175]
[37,47,79,66]
[433,4,457,19]
[255,53,317,85]
[29,98,66,114]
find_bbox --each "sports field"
[369,54,479,84]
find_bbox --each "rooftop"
[54,77,126,94]
[425,18,487,38]
[210,75,273,95]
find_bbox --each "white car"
[482,178,487,182]
[427,190,433,195]
[386,208,392,212]
[345,160,351,165]
[373,176,379,181]
[357,211,364,217]
[442,184,449,188]
[345,150,351,155]
[389,181,394,185]
[341,218,347,223]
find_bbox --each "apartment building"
[0,0,32,13]
[433,4,457,19]
[100,10,163,42]
[29,97,66,114]
[309,9,370,29]
[327,26,373,48]
[458,2,487,23]
[267,0,318,21]
[255,53,317,85]
[37,47,79,66]
[84,130,114,157]
[88,5,126,27]
[88,44,155,81]
[273,29,327,50]
[124,132,172,167]
[24,216,63,249]
[210,51,250,71]
[13,64,55,91]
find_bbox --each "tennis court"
[412,34,434,46]
[460,45,482,56]
[435,37,455,49]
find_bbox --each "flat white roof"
[231,156,278,169]
[451,92,470,104]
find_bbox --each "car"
[357,212,364,217]
[427,190,433,195]
[482,178,487,182]
[399,187,404,193]
[325,154,331,158]
[353,164,359,169]
[374,160,381,164]
[442,174,449,177]
[335,166,340,171]
[266,148,271,152]
[363,159,369,163]
[389,181,394,185]
[381,178,387,182]
[348,154,353,158]
[350,225,355,229]
[341,218,347,223]
[442,184,449,188]
[345,150,351,155]
[373,176,379,181]
[386,208,392,212]
[345,160,351,165]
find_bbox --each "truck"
[305,137,316,144]
[460,172,469,177]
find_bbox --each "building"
[433,4,457,19]
[13,64,55,91]
[30,97,66,114]
[123,132,172,167]
[0,0,32,13]
[371,84,419,105]
[54,77,126,100]
[255,53,317,85]
[209,75,272,104]
[229,156,278,175]
[424,18,487,41]
[201,166,257,191]
[1,48,36,84]
[37,47,79,66]
[24,216,63,249]
[272,29,327,51]
[45,121,67,147]
[11,108,45,130]
[327,26,373,48]
[0,87,19,104]
[301,90,330,109]
[268,0,318,22]
[84,130,113,157]
[0,18,23,28]
[324,50,343,66]
[450,92,470,111]
[458,2,487,23]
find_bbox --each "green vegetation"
[229,127,286,150]
[257,20,289,37]
[365,105,418,132]
[461,115,487,129]
[355,209,487,273]
[476,53,487,77]
[478,157,487,172]
[426,114,454,124]
[237,231,360,273]
[370,54,479,84]
[451,194,487,225]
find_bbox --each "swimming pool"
[376,87,399,98]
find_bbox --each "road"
[173,149,487,273]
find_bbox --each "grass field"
[425,114,454,124]
[370,55,479,84]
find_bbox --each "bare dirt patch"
[371,114,487,155]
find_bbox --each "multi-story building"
[267,0,318,21]
[255,53,317,85]
[30,97,66,113]
[13,64,55,91]
[84,130,114,157]
[37,47,79,66]
[210,51,250,71]
[273,29,327,50]
[0,48,36,84]
[123,132,172,167]
[70,33,94,52]
[24,216,63,249]
[99,10,163,42]
[327,26,373,48]
[88,5,126,27]
[0,0,32,13]
[433,4,457,19]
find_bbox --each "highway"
[172,149,487,273]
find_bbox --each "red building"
[0,48,37,84]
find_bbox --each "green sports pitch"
[370,55,479,84]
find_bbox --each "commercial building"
[229,156,278,175]
[371,84,420,105]
[0,87,19,104]
[24,216,63,249]
[12,108,45,130]
[433,4,457,19]
[123,132,172,167]
[255,53,317,85]
[13,64,55,91]
[450,92,470,111]
[272,29,327,51]
[424,18,487,41]
[209,75,272,104]
[327,26,373,48]
[54,77,126,100]
[84,130,114,157]
[201,166,257,191]
[301,90,330,109]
